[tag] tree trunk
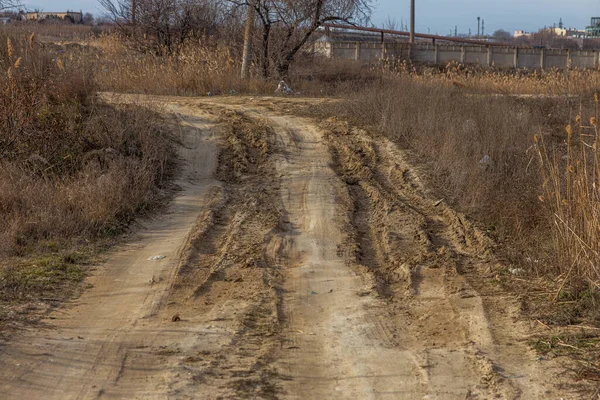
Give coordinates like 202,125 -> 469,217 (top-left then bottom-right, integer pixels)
241,0 -> 256,79
276,25 -> 320,78
262,24 -> 271,79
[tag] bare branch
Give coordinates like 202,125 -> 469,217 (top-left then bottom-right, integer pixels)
0,0 -> 22,11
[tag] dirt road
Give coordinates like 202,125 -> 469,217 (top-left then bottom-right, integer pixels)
0,95 -> 581,399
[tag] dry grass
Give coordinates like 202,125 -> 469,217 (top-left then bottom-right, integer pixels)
93,34 -> 269,95
311,73 -> 600,379
0,32 -> 177,255
313,75 -> 600,319
536,95 -> 600,293
5,22 -> 108,43
325,77 -> 558,240
379,60 -> 600,96
0,29 -> 178,331
89,34 -> 381,96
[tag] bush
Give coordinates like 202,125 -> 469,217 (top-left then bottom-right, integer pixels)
0,31 -> 177,255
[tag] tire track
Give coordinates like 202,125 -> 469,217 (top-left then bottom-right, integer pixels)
0,94 -> 578,399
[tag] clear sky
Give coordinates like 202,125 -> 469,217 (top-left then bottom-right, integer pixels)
372,0 -> 600,35
24,0 -> 600,35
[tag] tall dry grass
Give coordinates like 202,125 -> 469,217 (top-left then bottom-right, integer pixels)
6,22 -> 107,43
82,31 -> 600,98
330,77 -> 560,236
323,71 -> 600,314
379,60 -> 600,97
317,75 -> 599,302
92,34 -> 271,95
0,31 -> 177,256
536,95 -> 600,293
89,33 -> 382,96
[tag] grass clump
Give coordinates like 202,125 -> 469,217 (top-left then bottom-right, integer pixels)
0,255 -> 88,302
536,95 -> 600,295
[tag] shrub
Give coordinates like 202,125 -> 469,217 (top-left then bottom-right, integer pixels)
0,31 -> 177,255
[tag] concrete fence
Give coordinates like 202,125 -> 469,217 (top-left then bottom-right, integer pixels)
314,41 -> 600,69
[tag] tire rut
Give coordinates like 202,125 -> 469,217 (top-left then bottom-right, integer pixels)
320,118 -> 563,399
0,94 -> 579,399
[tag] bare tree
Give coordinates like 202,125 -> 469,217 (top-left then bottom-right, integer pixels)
99,0 -> 224,53
492,29 -> 512,42
272,0 -> 372,77
0,0 -> 21,11
230,0 -> 372,78
83,12 -> 95,25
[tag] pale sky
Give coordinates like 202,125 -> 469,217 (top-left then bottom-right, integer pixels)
23,0 -> 600,35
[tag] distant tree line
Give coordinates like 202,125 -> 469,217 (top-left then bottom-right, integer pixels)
98,0 -> 373,77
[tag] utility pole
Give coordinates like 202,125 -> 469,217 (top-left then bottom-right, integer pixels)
131,0 -> 136,25
241,0 -> 256,79
409,0 -> 415,44
477,16 -> 480,37
482,19 -> 485,37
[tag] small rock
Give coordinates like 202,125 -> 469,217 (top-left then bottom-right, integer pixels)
479,155 -> 493,170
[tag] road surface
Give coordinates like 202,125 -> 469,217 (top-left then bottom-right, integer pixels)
0,95 -> 577,399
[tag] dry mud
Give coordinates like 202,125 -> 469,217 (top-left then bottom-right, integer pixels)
0,95 -> 587,399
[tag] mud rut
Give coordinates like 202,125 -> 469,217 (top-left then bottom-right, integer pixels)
0,95 -> 575,399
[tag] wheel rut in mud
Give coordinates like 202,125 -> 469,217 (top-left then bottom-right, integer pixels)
0,95 -> 581,399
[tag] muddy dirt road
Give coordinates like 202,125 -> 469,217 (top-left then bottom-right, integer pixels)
0,95 -> 581,399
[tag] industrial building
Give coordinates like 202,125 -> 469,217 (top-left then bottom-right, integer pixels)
587,17 -> 600,38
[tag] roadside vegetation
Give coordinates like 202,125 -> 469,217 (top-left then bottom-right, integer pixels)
322,78 -> 599,310
0,29 -> 177,335
2,0 -> 600,381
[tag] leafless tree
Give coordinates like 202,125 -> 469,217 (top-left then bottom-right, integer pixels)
83,12 -> 95,25
382,16 -> 399,32
99,0 -> 224,53
0,0 -> 21,11
231,0 -> 372,78
492,29 -> 512,42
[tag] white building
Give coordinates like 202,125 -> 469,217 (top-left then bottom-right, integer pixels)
514,30 -> 532,38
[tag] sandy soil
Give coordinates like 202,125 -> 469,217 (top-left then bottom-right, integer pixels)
0,95 -> 587,399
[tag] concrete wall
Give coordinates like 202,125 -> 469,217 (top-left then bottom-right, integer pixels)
314,41 -> 600,69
